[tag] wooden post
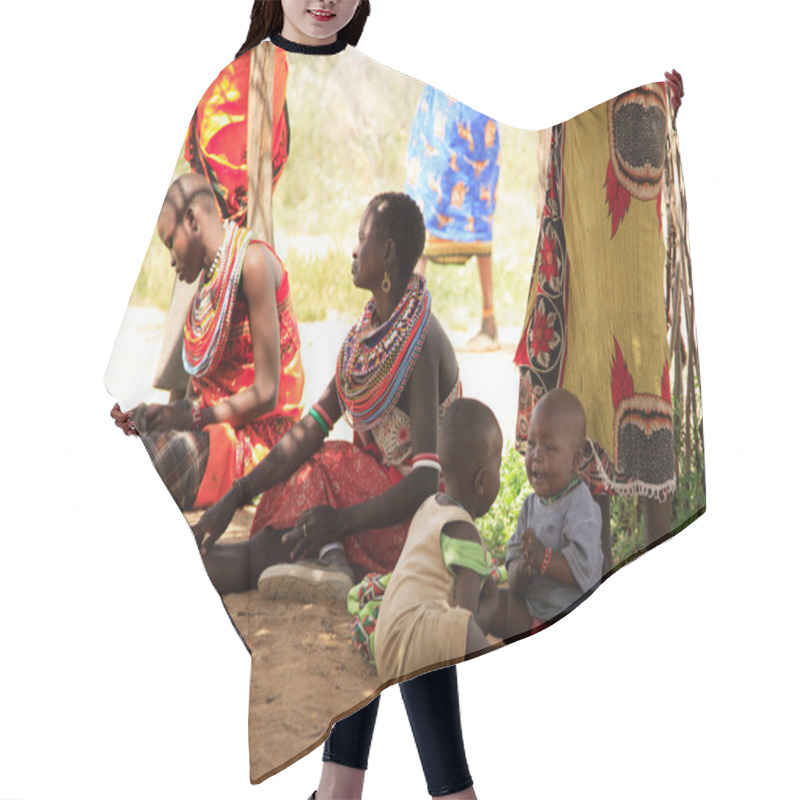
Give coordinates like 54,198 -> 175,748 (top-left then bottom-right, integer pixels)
247,41 -> 275,245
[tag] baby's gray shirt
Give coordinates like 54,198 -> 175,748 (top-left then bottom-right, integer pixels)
505,482 -> 603,622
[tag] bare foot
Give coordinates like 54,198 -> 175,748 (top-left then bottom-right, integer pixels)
464,316 -> 500,352
480,314 -> 498,341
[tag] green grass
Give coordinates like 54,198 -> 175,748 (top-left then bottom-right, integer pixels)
610,495 -> 646,566
671,380 -> 706,531
128,155 -> 189,311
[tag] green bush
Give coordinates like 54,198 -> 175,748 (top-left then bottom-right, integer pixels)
476,442 -> 530,564
610,494 -> 645,566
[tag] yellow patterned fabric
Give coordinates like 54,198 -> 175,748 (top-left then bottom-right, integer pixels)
561,92 -> 670,457
516,85 -> 676,499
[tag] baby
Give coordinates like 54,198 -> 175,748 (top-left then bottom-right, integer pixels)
499,388 -> 603,639
374,398 -> 503,683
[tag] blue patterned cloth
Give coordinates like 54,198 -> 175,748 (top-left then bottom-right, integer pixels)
405,85 -> 500,247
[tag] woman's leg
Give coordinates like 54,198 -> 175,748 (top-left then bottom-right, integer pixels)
138,428 -> 209,511
644,494 -> 674,547
400,667 -> 476,799
315,697 -> 381,800
475,254 -> 497,341
202,526 -> 292,595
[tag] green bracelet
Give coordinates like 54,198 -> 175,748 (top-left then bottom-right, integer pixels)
309,407 -> 330,437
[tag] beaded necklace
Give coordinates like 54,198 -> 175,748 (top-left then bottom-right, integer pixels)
183,220 -> 253,377
204,239 -> 225,283
539,477 -> 582,505
443,493 -> 466,511
336,274 -> 431,430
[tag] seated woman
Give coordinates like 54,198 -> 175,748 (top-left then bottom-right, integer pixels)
110,173 -> 304,511
192,191 -> 461,598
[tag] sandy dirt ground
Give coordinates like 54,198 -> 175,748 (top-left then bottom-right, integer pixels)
186,504 -> 506,782
184,507 -> 386,782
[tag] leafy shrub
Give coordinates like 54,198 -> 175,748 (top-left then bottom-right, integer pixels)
476,443 -> 530,564
610,494 -> 645,566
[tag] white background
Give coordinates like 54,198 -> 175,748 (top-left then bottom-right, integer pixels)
1,1 -> 797,798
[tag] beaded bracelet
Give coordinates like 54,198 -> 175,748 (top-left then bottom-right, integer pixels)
191,401 -> 203,432
309,407 -> 330,437
411,452 -> 441,472
540,546 -> 553,575
312,403 -> 334,430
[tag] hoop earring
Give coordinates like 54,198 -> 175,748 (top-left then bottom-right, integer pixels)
382,271 -> 392,294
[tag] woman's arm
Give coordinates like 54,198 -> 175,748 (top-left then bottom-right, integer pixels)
115,243 -> 286,435
284,337 -> 442,559
192,378 -> 342,554
199,241 -> 283,429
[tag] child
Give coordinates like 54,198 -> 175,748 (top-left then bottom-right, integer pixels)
498,388 -> 603,639
374,397 -> 503,684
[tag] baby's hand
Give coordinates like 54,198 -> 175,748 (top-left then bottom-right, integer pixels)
521,529 -> 545,572
521,528 -> 537,557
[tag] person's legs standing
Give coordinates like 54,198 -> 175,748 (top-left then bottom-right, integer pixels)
315,697 -> 380,799
400,666 -> 476,798
475,254 -> 497,342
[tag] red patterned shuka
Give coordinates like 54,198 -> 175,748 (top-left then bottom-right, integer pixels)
191,235 -> 304,508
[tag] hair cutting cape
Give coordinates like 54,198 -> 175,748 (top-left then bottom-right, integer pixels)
105,39 -> 704,783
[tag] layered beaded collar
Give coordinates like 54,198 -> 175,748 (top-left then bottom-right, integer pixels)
183,220 -> 253,377
336,274 -> 431,430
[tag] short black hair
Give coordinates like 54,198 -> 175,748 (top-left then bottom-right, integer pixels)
440,397 -> 502,478
161,173 -> 218,223
367,192 -> 426,279
534,388 -> 587,447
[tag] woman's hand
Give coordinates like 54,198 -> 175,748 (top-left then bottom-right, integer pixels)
192,491 -> 240,555
110,403 -> 138,436
142,401 -> 194,433
665,69 -> 684,116
281,505 -> 342,561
